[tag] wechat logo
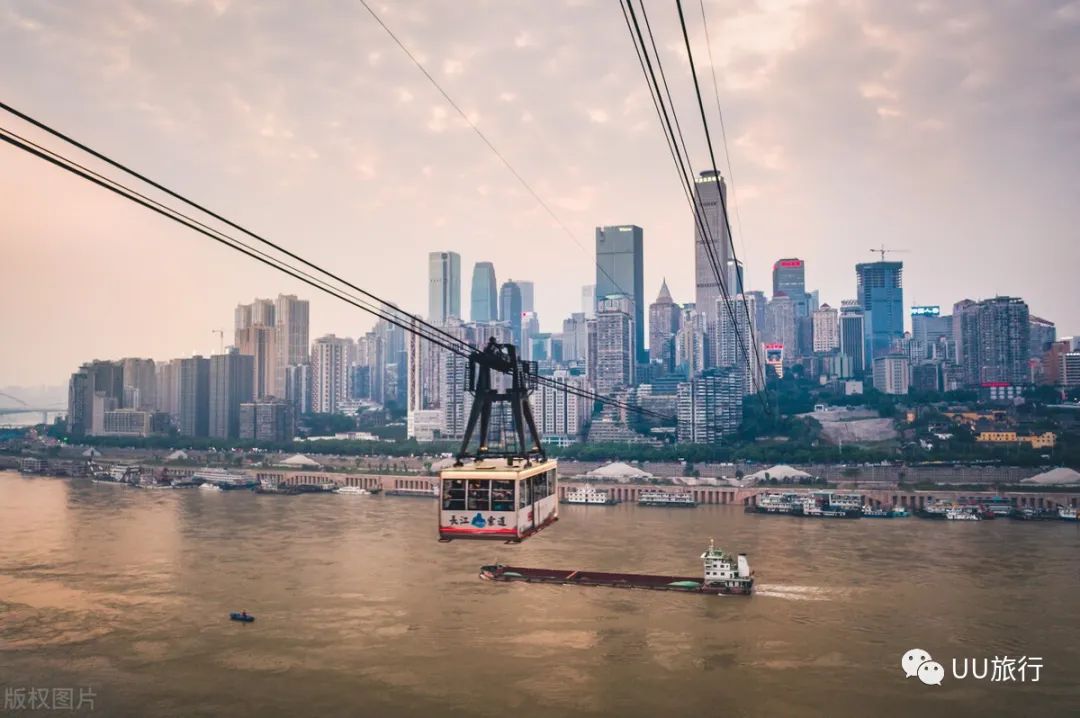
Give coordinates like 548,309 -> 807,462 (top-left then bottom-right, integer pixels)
902,648 -> 944,686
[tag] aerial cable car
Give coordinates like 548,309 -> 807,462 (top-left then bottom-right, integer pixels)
439,338 -> 558,542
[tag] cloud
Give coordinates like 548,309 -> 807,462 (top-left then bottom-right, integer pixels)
587,108 -> 609,124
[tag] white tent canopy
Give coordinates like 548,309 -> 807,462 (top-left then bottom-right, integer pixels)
583,462 -> 653,481
745,464 -> 813,482
164,450 -> 189,462
278,453 -> 322,468
1020,467 -> 1080,486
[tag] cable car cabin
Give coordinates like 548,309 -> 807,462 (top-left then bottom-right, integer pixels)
439,459 -> 558,542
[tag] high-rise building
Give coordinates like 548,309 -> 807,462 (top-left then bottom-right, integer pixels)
764,295 -> 797,364
235,298 -> 275,334
469,261 -> 498,322
178,356 -> 210,438
910,306 -> 952,360
428,251 -> 461,324
873,354 -> 911,395
677,368 -> 742,443
594,295 -> 636,395
439,351 -> 471,440
66,367 -> 93,437
812,304 -> 839,353
239,400 -> 295,443
581,285 -> 596,317
274,294 -> 309,397
520,311 -> 540,360
517,281 -> 535,313
596,225 -> 645,364
533,371 -> 590,439
1029,315 -> 1057,359
234,324 -> 277,399
209,349 -> 255,439
121,358 -> 156,410
499,281 -> 523,347
648,279 -> 681,370
561,313 -> 590,362
311,335 -> 351,414
675,307 -> 708,376
960,296 -> 1030,385
839,301 -> 867,374
716,295 -> 756,396
693,171 -> 731,344
856,261 -> 904,359
284,364 -> 311,414
772,258 -> 808,315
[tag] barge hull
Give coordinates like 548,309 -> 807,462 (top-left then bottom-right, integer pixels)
479,564 -> 751,595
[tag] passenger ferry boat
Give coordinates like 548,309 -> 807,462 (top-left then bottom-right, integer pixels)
945,507 -> 981,521
387,486 -> 438,498
561,487 -> 617,505
192,468 -> 257,490
479,540 -> 753,596
638,490 -> 697,508
752,492 -> 799,514
795,491 -> 862,518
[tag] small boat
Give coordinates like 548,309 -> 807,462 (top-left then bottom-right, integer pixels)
199,483 -> 223,492
1058,506 -> 1078,522
336,486 -> 371,495
229,612 -> 255,623
945,508 -> 981,521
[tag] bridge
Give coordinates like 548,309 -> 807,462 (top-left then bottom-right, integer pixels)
0,392 -> 64,422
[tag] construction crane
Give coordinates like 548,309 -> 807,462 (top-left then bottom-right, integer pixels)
869,245 -> 910,262
211,329 -> 224,354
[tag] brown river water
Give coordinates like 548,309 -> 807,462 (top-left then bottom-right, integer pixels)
1,471 -> 1078,717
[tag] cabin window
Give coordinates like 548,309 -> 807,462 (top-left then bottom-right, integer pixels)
443,479 -> 466,511
519,478 -> 531,509
467,479 -> 491,511
491,480 -> 515,511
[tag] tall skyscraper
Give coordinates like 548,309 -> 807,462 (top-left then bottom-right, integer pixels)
179,356 -> 210,438
1029,315 -> 1057,359
499,281 -> 523,347
693,170 -> 731,344
873,354 -> 911,395
764,294 -> 797,364
675,307 -> 708,375
960,296 -> 1031,385
284,364 -> 312,415
469,261 -> 498,322
716,295 -> 756,396
274,294 -> 309,397
594,295 -> 636,395
235,324 -> 278,399
581,285 -> 596,317
561,313 -> 590,362
209,349 -> 254,439
311,335 -> 351,414
772,258 -> 808,316
154,358 -> 183,421
839,301 -> 868,374
517,281 -> 535,313
856,261 -> 904,360
428,251 -> 461,324
595,225 -> 645,363
812,304 -> 840,353
67,366 -> 93,437
648,279 -> 681,370
121,357 -> 156,410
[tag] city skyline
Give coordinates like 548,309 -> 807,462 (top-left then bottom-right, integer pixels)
4,1 -> 1080,386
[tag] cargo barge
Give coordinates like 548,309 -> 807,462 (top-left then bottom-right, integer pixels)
479,541 -> 752,595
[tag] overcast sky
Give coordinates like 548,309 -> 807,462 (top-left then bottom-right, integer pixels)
2,0 -> 1078,388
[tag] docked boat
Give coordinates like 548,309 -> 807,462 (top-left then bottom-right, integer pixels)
945,507 -> 981,521
192,468 -> 257,491
199,482 -> 223,492
1059,506 -> 1078,522
795,492 -> 861,518
916,502 -> 949,519
229,612 -> 255,623
561,487 -> 617,505
889,506 -> 910,518
751,492 -> 799,515
336,486 -> 371,495
638,490 -> 697,508
862,505 -> 891,518
480,540 -> 752,596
